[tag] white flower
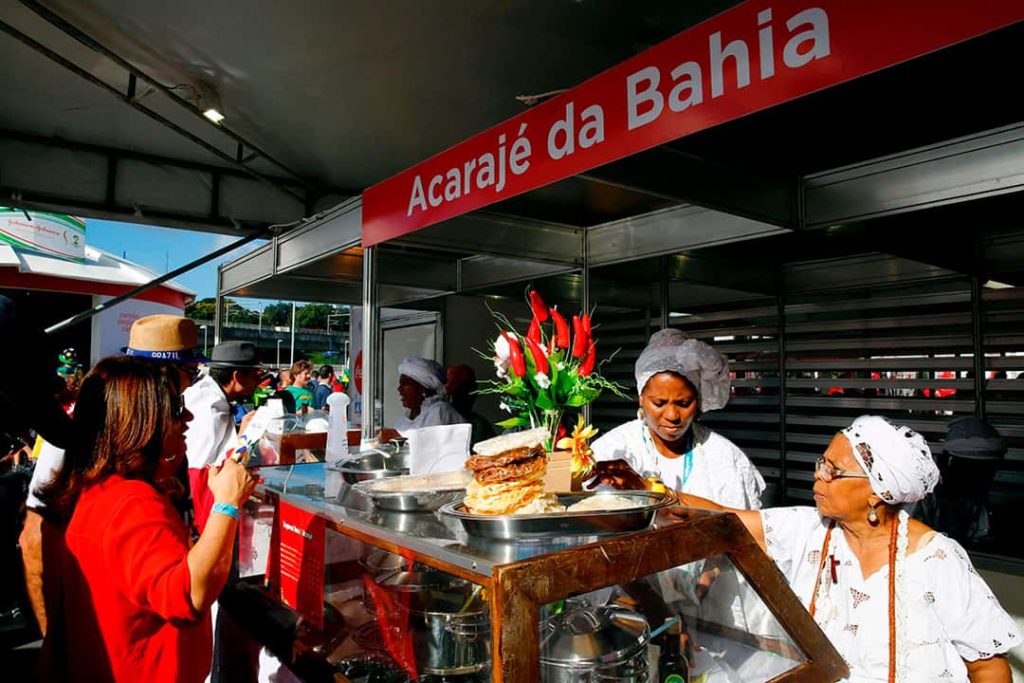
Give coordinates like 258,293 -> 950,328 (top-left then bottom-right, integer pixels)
499,401 -> 511,413
556,361 -> 566,371
494,357 -> 509,379
534,372 -> 551,389
494,333 -> 511,361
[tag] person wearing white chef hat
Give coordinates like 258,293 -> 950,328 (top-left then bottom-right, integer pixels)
393,356 -> 466,434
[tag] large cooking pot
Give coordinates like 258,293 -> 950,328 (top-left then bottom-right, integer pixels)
540,605 -> 650,683
372,571 -> 490,676
401,596 -> 490,676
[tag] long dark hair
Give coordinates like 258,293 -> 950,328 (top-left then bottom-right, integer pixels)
39,356 -> 181,522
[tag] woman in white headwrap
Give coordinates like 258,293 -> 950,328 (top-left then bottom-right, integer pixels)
393,356 -> 465,434
588,329 -> 765,509
674,416 -> 1020,683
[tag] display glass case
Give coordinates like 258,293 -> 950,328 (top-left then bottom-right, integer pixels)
243,462 -> 846,682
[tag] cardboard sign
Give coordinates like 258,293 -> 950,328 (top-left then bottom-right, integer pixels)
277,502 -> 326,629
363,0 -> 1024,245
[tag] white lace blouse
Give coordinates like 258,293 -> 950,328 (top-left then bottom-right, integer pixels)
761,506 -> 1022,682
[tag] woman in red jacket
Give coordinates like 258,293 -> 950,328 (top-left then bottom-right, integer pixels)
39,356 -> 257,682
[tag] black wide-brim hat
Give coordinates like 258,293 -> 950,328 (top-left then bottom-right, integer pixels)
206,340 -> 262,368
944,416 -> 1006,460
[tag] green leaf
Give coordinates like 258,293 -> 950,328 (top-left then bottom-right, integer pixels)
495,416 -> 530,429
535,390 -> 556,411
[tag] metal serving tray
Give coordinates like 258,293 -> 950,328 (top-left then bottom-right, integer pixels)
439,491 -> 674,540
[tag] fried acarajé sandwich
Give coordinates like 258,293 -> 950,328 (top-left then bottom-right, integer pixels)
462,428 -> 562,515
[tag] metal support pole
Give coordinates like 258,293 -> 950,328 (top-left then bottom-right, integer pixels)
658,255 -> 670,330
362,246 -> 381,440
777,294 -> 788,505
581,231 -> 592,425
971,275 -> 987,420
290,301 -> 297,365
214,292 -> 223,346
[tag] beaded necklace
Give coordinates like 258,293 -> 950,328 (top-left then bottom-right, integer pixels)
641,420 -> 695,489
808,510 -> 909,683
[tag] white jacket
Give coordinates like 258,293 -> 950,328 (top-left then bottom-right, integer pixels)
184,374 -> 237,469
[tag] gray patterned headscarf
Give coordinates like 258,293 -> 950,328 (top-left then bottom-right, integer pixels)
842,415 -> 940,505
634,329 -> 731,413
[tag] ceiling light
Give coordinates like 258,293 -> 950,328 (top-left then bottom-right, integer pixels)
188,82 -> 225,124
984,280 -> 1013,289
203,107 -> 225,124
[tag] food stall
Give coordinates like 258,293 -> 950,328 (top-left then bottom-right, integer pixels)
215,4 -> 1024,679
243,460 -> 846,682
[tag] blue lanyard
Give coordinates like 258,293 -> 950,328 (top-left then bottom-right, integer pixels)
642,422 -> 695,488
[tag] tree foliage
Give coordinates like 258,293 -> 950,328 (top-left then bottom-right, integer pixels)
184,297 -> 217,321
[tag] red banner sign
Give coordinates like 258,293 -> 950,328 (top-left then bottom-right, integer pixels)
363,0 -> 1023,245
277,502 -> 326,629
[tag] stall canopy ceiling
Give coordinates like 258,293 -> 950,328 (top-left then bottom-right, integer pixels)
1,0 -> 744,232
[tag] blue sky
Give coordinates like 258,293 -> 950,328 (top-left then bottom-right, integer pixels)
87,218 -> 267,301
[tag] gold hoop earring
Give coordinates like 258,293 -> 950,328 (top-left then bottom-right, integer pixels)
867,503 -> 879,524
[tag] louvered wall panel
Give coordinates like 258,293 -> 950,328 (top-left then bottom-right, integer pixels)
981,287 -> 1024,517
782,281 -> 978,502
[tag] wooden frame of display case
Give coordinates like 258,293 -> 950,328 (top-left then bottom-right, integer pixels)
490,509 -> 848,682
255,486 -> 848,683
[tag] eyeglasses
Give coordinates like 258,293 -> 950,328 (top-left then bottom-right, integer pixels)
815,457 -> 870,482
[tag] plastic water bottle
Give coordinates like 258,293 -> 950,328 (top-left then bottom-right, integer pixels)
325,393 -> 351,466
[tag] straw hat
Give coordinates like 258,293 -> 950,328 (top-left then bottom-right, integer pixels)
123,315 -> 206,363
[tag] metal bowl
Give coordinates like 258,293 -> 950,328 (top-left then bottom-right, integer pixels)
439,491 -> 674,540
354,471 -> 470,512
335,451 -> 408,484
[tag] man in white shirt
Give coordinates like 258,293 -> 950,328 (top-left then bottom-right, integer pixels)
184,340 -> 266,683
185,340 -> 261,533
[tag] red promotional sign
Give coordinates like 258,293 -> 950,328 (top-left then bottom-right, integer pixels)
363,0 -> 1023,246
277,502 -> 326,629
354,350 -> 363,394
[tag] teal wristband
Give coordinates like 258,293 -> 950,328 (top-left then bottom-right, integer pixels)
212,502 -> 240,520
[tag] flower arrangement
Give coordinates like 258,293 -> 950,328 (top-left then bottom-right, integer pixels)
479,288 -> 627,475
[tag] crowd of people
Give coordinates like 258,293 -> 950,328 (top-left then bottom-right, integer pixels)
1,294 -> 1020,683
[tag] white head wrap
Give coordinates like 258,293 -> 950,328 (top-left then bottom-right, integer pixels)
634,329 -> 730,413
841,415 -> 940,505
398,356 -> 445,394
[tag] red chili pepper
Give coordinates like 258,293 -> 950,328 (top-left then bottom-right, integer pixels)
571,315 -> 587,359
525,336 -> 550,375
581,312 -> 592,336
550,308 -> 570,349
578,342 -> 597,376
502,331 -> 527,378
529,289 -> 550,322
527,317 -> 542,344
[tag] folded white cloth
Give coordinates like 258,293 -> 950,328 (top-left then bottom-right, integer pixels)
407,423 -> 472,475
